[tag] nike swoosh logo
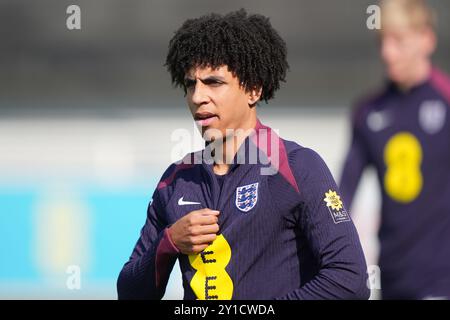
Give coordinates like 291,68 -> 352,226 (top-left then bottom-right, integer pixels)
178,197 -> 201,206
367,111 -> 392,132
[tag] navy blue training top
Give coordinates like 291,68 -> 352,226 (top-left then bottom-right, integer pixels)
340,67 -> 450,299
118,119 -> 369,300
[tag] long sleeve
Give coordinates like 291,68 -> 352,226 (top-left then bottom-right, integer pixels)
339,108 -> 371,208
117,190 -> 179,300
279,148 -> 370,300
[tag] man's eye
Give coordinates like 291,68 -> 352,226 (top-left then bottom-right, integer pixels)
204,80 -> 223,87
184,80 -> 195,88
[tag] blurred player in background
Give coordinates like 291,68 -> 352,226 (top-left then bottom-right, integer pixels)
118,9 -> 369,300
340,0 -> 450,299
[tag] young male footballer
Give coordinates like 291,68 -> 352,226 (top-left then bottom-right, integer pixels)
340,0 -> 450,299
118,9 -> 369,300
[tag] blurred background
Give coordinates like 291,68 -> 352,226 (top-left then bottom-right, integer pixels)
0,0 -> 449,299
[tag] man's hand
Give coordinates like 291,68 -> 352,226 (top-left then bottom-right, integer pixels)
168,208 -> 220,255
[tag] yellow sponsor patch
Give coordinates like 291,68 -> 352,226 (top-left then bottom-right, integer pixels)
383,132 -> 423,203
189,234 -> 233,300
323,189 -> 350,224
324,190 -> 343,211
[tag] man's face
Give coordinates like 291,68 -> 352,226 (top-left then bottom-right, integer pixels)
380,25 -> 435,86
185,65 -> 259,141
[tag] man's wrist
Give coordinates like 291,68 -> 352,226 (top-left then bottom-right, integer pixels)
163,227 -> 180,254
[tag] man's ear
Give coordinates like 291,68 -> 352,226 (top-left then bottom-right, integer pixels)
248,87 -> 263,106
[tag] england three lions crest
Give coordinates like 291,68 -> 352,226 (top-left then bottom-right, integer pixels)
236,183 -> 259,213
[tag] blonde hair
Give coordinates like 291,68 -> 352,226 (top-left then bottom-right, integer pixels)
380,0 -> 436,31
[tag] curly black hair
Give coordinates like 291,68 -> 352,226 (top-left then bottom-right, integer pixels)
165,9 -> 288,103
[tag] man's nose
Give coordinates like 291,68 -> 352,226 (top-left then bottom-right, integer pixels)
191,82 -> 209,105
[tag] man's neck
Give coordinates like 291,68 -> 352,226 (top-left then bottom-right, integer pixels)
211,116 -> 257,175
213,163 -> 230,175
398,61 -> 432,92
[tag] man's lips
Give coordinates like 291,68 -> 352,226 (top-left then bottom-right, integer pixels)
194,112 -> 218,127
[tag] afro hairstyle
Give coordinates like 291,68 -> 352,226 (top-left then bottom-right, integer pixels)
165,9 -> 289,103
